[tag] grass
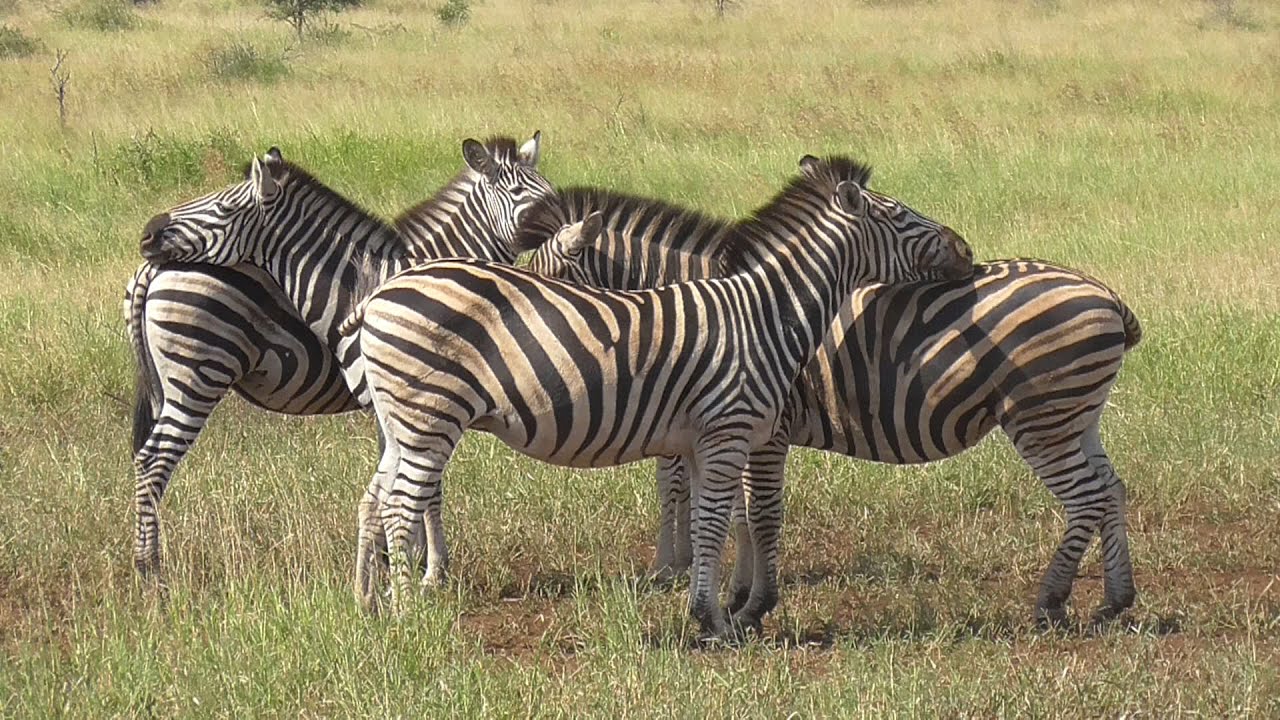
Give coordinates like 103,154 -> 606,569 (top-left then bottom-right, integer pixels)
1,0 -> 1278,715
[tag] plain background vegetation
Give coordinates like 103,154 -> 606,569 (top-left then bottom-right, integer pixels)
0,0 -> 1278,715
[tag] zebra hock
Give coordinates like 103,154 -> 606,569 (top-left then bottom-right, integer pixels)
130,133 -> 553,584
331,162 -> 973,640
523,158 -> 1141,628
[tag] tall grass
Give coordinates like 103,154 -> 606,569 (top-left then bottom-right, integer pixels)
0,0 -> 1278,715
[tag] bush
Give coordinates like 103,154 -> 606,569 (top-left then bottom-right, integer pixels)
60,0 -> 140,31
0,24 -> 39,57
308,18 -> 351,45
434,0 -> 469,29
264,0 -> 361,40
203,40 -> 289,83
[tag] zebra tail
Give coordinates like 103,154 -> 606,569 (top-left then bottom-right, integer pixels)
339,249 -> 383,337
1114,294 -> 1143,350
127,264 -> 163,456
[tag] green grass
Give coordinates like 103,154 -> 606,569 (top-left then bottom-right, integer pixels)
1,0 -> 1279,715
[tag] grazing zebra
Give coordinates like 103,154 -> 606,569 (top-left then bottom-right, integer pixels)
326,162 -> 966,638
128,133 -> 553,581
521,157 -> 1143,627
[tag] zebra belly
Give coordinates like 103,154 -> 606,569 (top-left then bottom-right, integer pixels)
145,265 -> 359,416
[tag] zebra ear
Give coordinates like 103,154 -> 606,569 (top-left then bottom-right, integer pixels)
562,212 -> 603,252
799,155 -> 824,177
250,156 -> 280,202
834,180 -> 866,218
264,147 -> 283,164
462,138 -> 499,181
518,130 -> 542,167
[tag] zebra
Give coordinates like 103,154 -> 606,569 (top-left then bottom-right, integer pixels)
129,155 -> 973,638
519,156 -> 1143,627
127,133 -> 553,582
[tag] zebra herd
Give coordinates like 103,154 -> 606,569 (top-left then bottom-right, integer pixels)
128,132 -> 1141,641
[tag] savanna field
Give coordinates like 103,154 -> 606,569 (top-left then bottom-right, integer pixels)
1,0 -> 1279,714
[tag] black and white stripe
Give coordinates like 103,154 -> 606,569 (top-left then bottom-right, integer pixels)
328,160 -> 972,638
127,134 -> 552,581
524,156 -> 1142,626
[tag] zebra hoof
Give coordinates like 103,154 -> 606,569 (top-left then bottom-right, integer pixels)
1089,595 -> 1136,628
1034,604 -> 1071,632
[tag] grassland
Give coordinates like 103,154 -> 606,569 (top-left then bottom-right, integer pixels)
1,0 -> 1278,715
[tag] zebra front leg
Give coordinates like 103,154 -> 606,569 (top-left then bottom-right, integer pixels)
730,432 -> 790,631
687,437 -> 749,642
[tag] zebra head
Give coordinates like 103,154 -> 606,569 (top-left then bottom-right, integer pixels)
139,148 -> 287,266
460,131 -> 556,244
525,212 -> 605,284
797,155 -> 974,282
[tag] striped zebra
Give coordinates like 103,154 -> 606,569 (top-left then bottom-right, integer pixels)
520,157 -> 1143,627
128,133 -> 552,581
325,162 -> 963,638
138,155 -> 972,637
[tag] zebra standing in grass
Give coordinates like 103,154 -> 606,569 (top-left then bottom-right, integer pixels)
128,134 -> 553,581
131,157 -> 972,638
349,164 -> 970,639
521,156 -> 1143,627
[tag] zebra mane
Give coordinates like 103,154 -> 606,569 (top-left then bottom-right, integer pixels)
391,136 -> 523,251
720,156 -> 875,273
512,186 -> 730,254
247,157 -> 400,242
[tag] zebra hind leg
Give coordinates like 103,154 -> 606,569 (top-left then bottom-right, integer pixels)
1025,439 -> 1111,630
650,456 -> 691,584
1082,423 -> 1136,625
133,398 -> 217,584
379,425 -> 462,613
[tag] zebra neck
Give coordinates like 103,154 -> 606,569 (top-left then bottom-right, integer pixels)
396,184 -> 516,265
595,229 -> 723,290
264,220 -> 406,356
733,242 -> 853,380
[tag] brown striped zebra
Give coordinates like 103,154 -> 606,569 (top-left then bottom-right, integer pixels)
520,156 -> 1142,627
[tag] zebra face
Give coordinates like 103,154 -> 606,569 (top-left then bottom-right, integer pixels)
525,212 -> 604,284
860,188 -> 974,283
798,156 -> 973,283
140,149 -> 284,266
461,132 -> 556,243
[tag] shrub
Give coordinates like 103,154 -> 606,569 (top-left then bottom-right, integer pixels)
0,24 -> 39,58
308,18 -> 351,45
264,0 -> 361,40
434,0 -> 469,29
59,0 -> 140,31
203,40 -> 289,83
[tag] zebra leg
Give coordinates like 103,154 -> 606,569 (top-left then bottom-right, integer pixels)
730,430 -> 790,631
380,424 -> 461,612
133,396 -> 221,582
651,456 -> 689,582
1082,424 -> 1136,624
726,491 -> 753,615
687,435 -> 750,641
355,417 -> 401,614
1024,439 -> 1111,629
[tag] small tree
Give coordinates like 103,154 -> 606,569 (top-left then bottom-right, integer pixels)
264,0 -> 360,40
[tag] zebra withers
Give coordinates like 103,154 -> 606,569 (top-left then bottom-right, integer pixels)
128,134 -> 553,582
330,161 -> 971,638
523,157 -> 1143,627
